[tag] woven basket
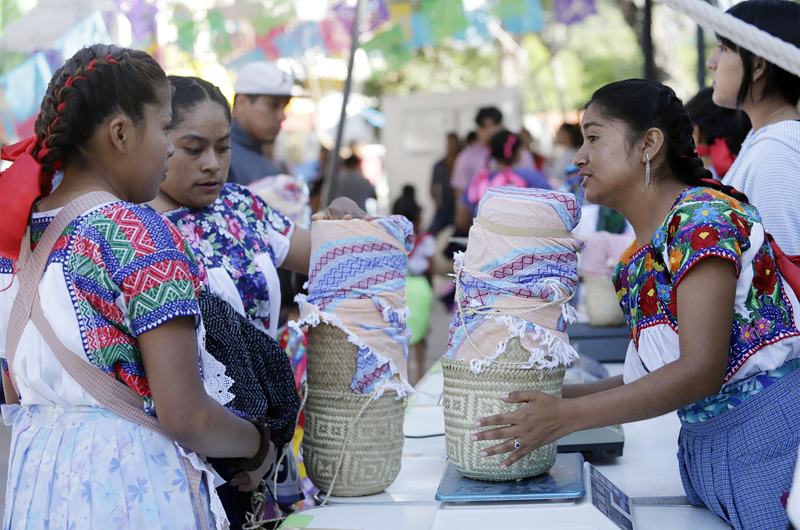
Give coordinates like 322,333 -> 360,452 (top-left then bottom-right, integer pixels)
304,324 -> 405,497
584,277 -> 626,327
442,337 -> 566,481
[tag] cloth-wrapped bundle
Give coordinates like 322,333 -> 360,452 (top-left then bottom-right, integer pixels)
443,187 -> 586,481
293,217 -> 414,497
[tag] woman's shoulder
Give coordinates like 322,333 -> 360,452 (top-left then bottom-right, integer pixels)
668,187 -> 759,223
78,201 -> 191,260
653,187 -> 760,249
744,121 -> 800,158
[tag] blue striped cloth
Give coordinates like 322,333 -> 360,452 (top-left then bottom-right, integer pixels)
678,363 -> 800,529
723,120 -> 800,255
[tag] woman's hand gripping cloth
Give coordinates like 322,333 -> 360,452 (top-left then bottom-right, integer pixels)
293,216 -> 416,398
447,187 -> 587,373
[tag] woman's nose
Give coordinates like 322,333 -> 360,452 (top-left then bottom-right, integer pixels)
573,145 -> 587,168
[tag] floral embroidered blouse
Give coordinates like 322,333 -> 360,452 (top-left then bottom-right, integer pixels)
162,183 -> 295,337
613,187 -> 800,422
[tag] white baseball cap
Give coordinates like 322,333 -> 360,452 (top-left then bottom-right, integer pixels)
234,61 -> 295,97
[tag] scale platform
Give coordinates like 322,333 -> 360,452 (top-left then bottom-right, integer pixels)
558,424 -> 625,459
435,453 -> 585,503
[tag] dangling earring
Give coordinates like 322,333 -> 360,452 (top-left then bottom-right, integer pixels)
643,153 -> 651,192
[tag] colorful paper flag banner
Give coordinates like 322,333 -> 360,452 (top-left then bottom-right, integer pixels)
362,24 -> 411,68
502,0 -> 546,34
53,10 -> 112,61
408,12 -> 433,47
553,0 -> 597,25
174,18 -> 197,53
388,1 -> 413,40
333,0 -> 390,33
420,0 -> 468,44
273,21 -> 326,58
115,0 -> 158,49
0,52 -> 51,123
208,10 -> 233,58
321,18 -> 352,54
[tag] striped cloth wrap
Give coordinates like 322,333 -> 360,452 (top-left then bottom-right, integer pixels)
293,216 -> 415,398
448,187 -> 587,373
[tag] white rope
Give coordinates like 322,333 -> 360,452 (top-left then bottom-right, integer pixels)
655,0 -> 800,78
318,392 -> 375,507
453,252 -> 575,367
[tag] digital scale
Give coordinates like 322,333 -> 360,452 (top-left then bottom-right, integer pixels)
558,424 -> 625,459
435,453 -> 586,503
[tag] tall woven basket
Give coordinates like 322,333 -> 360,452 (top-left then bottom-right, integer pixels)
303,324 -> 405,497
442,338 -> 566,481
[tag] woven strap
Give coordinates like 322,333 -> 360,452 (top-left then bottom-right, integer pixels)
4,192 -> 212,530
475,215 -> 574,238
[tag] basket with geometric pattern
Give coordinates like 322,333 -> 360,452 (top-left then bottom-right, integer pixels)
442,337 -> 566,481
303,324 -> 405,497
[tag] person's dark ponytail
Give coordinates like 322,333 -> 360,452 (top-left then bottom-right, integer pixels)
584,79 -> 749,204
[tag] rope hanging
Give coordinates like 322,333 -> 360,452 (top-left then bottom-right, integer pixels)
655,0 -> 800,78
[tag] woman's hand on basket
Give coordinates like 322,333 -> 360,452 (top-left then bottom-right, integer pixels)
229,441 -> 276,492
470,391 -> 573,469
312,197 -> 373,221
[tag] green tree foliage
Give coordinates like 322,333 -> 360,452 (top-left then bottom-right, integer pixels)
365,0 -> 707,112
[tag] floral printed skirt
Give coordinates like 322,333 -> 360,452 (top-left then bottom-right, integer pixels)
2,405 -> 212,530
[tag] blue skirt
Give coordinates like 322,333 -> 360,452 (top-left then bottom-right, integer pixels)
678,365 -> 800,530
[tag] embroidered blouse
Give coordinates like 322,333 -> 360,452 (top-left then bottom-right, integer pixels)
0,202 -> 209,416
613,187 -> 800,422
162,183 -> 295,338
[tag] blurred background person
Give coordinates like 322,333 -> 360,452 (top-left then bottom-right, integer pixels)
393,185 -> 435,384
457,130 -> 550,233
329,152 -> 376,211
229,61 -> 293,185
450,106 -> 504,200
546,122 -> 583,186
684,87 -> 751,180
428,132 -> 460,235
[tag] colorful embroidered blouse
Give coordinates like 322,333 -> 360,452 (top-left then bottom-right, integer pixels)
162,184 -> 295,336
0,202 -> 203,416
613,187 -> 800,422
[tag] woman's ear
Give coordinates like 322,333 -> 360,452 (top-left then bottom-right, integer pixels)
752,57 -> 767,83
642,127 -> 665,163
107,116 -> 129,154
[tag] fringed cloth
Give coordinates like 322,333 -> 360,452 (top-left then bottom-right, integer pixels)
447,187 -> 587,374
293,217 -> 415,398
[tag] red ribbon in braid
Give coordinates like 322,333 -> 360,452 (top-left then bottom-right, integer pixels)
0,54 -> 121,261
0,137 -> 55,261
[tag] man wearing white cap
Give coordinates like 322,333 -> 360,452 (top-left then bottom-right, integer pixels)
229,61 -> 294,186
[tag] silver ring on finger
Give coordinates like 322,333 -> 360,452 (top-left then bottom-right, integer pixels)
513,438 -> 521,449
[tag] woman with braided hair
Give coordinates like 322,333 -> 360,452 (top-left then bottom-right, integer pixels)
146,75 -> 368,525
469,79 -> 800,529
0,45 -> 275,529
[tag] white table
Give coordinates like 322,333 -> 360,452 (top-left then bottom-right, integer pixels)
293,363 -> 731,529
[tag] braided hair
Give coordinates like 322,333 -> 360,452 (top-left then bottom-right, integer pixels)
32,44 -> 167,175
584,79 -> 749,203
168,76 -> 231,129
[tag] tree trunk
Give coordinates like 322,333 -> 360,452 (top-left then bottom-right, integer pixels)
613,0 -> 671,82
